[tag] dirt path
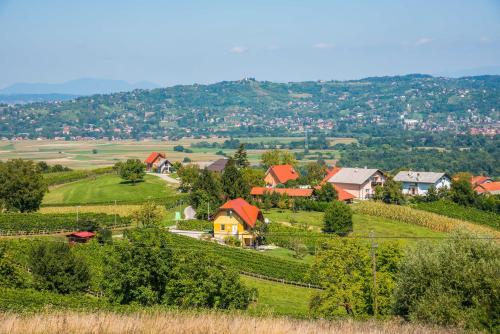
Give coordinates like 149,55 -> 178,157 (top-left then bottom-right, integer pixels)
147,172 -> 180,185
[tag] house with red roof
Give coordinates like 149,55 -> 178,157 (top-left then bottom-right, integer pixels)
475,181 -> 500,195
66,231 -> 96,244
213,198 -> 264,246
144,152 -> 173,173
321,167 -> 385,200
250,186 -> 355,202
264,165 -> 299,187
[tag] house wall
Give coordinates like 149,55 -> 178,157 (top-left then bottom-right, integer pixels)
331,182 -> 362,199
401,177 -> 451,195
264,173 -> 278,187
328,171 -> 385,200
213,212 -> 254,245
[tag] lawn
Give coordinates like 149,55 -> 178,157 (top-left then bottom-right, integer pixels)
241,276 -> 315,317
264,208 -> 445,240
43,174 -> 178,205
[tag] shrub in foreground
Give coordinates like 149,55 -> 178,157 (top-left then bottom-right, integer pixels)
323,201 -> 353,235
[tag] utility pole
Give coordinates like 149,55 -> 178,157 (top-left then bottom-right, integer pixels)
370,230 -> 378,317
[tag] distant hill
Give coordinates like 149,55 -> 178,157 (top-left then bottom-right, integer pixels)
0,93 -> 79,104
0,75 -> 499,139
0,78 -> 160,96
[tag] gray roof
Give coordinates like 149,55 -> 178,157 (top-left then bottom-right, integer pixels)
157,158 -> 172,166
206,158 -> 228,172
394,171 -> 447,184
328,168 -> 382,185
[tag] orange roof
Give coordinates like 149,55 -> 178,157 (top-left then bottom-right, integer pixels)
250,187 -> 313,197
321,167 -> 342,184
144,152 -> 165,164
218,198 -> 263,228
267,165 -> 299,184
313,183 -> 355,202
470,176 -> 492,186
475,181 -> 500,194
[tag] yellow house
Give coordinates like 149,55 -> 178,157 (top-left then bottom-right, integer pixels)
213,198 -> 264,247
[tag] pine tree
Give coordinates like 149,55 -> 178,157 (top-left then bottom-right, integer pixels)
221,158 -> 250,200
233,144 -> 249,168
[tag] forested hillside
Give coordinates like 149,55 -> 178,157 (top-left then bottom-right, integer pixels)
0,75 -> 499,139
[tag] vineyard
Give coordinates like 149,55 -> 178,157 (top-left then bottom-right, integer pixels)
176,219 -> 213,231
0,213 -> 131,235
412,200 -> 500,230
43,167 -> 114,186
353,201 -> 500,238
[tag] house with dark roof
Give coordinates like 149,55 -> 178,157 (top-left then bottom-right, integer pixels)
213,198 -> 263,246
144,152 -> 172,173
206,158 -> 229,173
264,165 -> 299,187
394,171 -> 450,196
322,167 -> 385,200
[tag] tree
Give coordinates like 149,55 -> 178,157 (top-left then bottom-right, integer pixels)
190,168 -> 222,219
241,168 -> 265,187
0,159 -> 48,212
373,177 -> 404,204
261,149 -> 297,169
29,242 -> 91,294
309,238 -> 402,318
449,176 -> 476,206
314,182 -> 338,202
173,145 -> 185,152
0,246 -> 27,288
131,202 -> 164,228
233,143 -> 249,168
323,201 -> 352,234
104,229 -> 174,305
115,159 -> 145,184
394,232 -> 499,331
304,162 -> 327,186
177,164 -> 200,192
221,158 -> 250,201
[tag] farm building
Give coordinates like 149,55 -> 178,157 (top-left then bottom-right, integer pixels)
66,231 -> 96,243
475,181 -> 500,195
394,171 -> 451,196
322,167 -> 385,200
213,198 -> 263,247
144,152 -> 173,173
264,165 -> 299,187
206,158 -> 229,173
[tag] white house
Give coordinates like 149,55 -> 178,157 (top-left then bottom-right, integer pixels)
394,171 -> 450,196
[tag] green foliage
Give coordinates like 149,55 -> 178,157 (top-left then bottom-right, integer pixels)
190,168 -> 222,219
303,162 -> 327,186
223,235 -> 241,247
323,201 -> 353,235
176,219 -> 213,231
394,232 -> 500,331
29,242 -> 91,294
314,182 -> 338,202
373,177 -> 404,205
261,149 -> 297,169
233,143 -> 250,168
0,159 -> 48,212
309,238 -> 402,318
177,164 -> 200,192
413,200 -> 500,229
221,158 -> 250,201
130,202 -> 164,228
0,246 -> 27,288
449,177 -> 476,206
115,159 -> 145,184
0,212 -> 130,234
241,168 -> 265,187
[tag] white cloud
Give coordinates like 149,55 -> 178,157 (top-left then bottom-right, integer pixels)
415,37 -> 432,46
313,42 -> 334,49
230,46 -> 248,54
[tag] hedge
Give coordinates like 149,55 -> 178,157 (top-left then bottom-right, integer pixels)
176,220 -> 213,231
0,213 -> 131,235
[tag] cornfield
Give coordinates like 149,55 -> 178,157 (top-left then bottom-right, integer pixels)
353,201 -> 500,238
0,312 -> 463,334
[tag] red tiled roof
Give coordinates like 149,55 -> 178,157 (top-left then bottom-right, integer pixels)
218,198 -> 263,228
333,185 -> 356,201
267,165 -> 299,184
321,167 -> 342,184
68,231 -> 95,238
250,187 -> 313,197
475,181 -> 500,194
144,152 -> 165,164
470,176 -> 492,186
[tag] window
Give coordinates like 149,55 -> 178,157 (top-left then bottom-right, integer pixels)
220,224 -> 225,231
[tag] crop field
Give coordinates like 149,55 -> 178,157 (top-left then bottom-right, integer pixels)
0,137 -> 354,168
42,174 -> 178,205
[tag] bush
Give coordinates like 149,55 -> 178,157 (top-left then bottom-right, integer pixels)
115,159 -> 145,184
323,201 -> 353,235
223,236 -> 241,247
176,219 -> 212,231
294,198 -> 329,212
29,242 -> 91,294
394,232 -> 500,331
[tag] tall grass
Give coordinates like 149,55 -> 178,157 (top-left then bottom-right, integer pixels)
353,201 -> 500,238
0,312 -> 463,334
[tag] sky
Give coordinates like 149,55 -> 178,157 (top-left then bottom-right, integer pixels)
0,0 -> 499,88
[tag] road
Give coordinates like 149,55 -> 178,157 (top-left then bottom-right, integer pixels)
147,172 -> 180,184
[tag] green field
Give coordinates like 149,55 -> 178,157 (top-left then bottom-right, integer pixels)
265,209 -> 445,240
241,276 -> 315,317
43,174 -> 178,205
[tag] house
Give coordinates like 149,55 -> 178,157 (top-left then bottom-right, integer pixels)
206,158 -> 229,173
213,198 -> 264,247
144,152 -> 172,173
264,165 -> 299,187
250,186 -> 355,202
67,231 -> 95,243
322,167 -> 385,200
394,171 -> 451,196
470,176 -> 493,187
475,181 -> 500,195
